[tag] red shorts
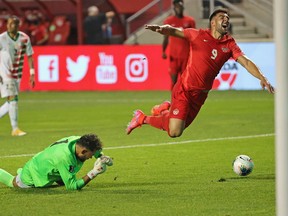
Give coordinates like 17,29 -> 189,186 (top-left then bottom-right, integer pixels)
169,56 -> 188,76
169,81 -> 208,128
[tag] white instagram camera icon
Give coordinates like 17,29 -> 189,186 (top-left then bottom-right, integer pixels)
125,54 -> 148,82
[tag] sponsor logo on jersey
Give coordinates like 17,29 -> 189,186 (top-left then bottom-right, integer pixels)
173,108 -> 179,115
69,165 -> 75,173
221,47 -> 229,53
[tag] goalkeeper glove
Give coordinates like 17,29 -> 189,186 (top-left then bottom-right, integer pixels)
100,155 -> 113,166
87,158 -> 107,179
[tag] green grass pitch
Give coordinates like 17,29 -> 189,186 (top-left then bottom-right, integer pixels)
0,90 -> 275,216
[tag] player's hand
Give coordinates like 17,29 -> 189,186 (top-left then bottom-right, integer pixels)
260,77 -> 275,94
145,24 -> 172,35
87,158 -> 107,179
100,155 -> 113,166
93,157 -> 107,175
29,74 -> 35,88
145,24 -> 161,32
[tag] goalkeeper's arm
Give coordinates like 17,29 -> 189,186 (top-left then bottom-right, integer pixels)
81,175 -> 93,186
85,155 -> 114,184
64,158 -> 107,190
58,156 -> 113,190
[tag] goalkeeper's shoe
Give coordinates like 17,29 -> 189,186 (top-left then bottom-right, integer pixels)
11,128 -> 27,136
151,101 -> 171,116
126,110 -> 145,135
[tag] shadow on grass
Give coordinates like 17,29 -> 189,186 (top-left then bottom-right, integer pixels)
11,186 -> 74,194
84,181 -> 179,195
216,173 -> 275,182
0,181 -> 176,195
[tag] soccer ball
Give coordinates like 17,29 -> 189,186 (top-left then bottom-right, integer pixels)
232,155 -> 254,176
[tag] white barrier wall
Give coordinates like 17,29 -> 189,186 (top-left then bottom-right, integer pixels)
215,42 -> 275,90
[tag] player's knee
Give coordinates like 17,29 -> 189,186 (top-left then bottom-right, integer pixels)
168,119 -> 185,138
168,128 -> 183,138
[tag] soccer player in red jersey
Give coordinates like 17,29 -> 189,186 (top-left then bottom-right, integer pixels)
163,0 -> 196,88
126,8 -> 275,138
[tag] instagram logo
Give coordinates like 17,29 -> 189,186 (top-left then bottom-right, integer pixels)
125,54 -> 148,82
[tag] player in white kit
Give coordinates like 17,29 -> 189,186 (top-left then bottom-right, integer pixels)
0,15 -> 35,136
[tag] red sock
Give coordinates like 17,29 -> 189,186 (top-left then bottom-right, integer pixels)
145,112 -> 169,131
161,110 -> 169,115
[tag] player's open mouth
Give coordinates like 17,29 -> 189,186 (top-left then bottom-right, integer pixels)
222,23 -> 229,30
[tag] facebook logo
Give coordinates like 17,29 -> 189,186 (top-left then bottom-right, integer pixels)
38,55 -> 59,82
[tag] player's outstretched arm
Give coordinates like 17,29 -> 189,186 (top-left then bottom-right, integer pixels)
237,55 -> 275,93
145,24 -> 184,38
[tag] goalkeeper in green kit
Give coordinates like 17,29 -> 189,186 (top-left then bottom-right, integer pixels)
0,134 -> 113,190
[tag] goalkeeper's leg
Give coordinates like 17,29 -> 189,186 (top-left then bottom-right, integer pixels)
0,168 -> 14,187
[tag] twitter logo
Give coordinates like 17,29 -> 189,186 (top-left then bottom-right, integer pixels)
66,55 -> 90,82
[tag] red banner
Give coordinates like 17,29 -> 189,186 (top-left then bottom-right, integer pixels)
20,43 -> 276,91
20,45 -> 170,91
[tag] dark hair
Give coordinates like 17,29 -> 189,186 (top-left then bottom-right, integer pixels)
8,15 -> 20,25
209,8 -> 229,22
77,134 -> 102,152
173,0 -> 183,4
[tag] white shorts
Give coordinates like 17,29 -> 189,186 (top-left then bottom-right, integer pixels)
0,79 -> 20,98
15,174 -> 32,189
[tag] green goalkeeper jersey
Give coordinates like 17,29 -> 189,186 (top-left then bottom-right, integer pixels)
20,136 -> 102,190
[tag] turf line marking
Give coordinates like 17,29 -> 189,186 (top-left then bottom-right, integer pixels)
0,133 -> 274,159
105,133 -> 275,150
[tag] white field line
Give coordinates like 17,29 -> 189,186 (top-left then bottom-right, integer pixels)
0,133 -> 274,159
22,96 -> 273,104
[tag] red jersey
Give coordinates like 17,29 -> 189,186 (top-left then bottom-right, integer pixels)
181,28 -> 243,90
164,15 -> 195,58
30,24 -> 48,45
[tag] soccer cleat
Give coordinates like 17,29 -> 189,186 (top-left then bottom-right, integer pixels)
126,110 -> 146,135
151,101 -> 171,116
11,128 -> 27,136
